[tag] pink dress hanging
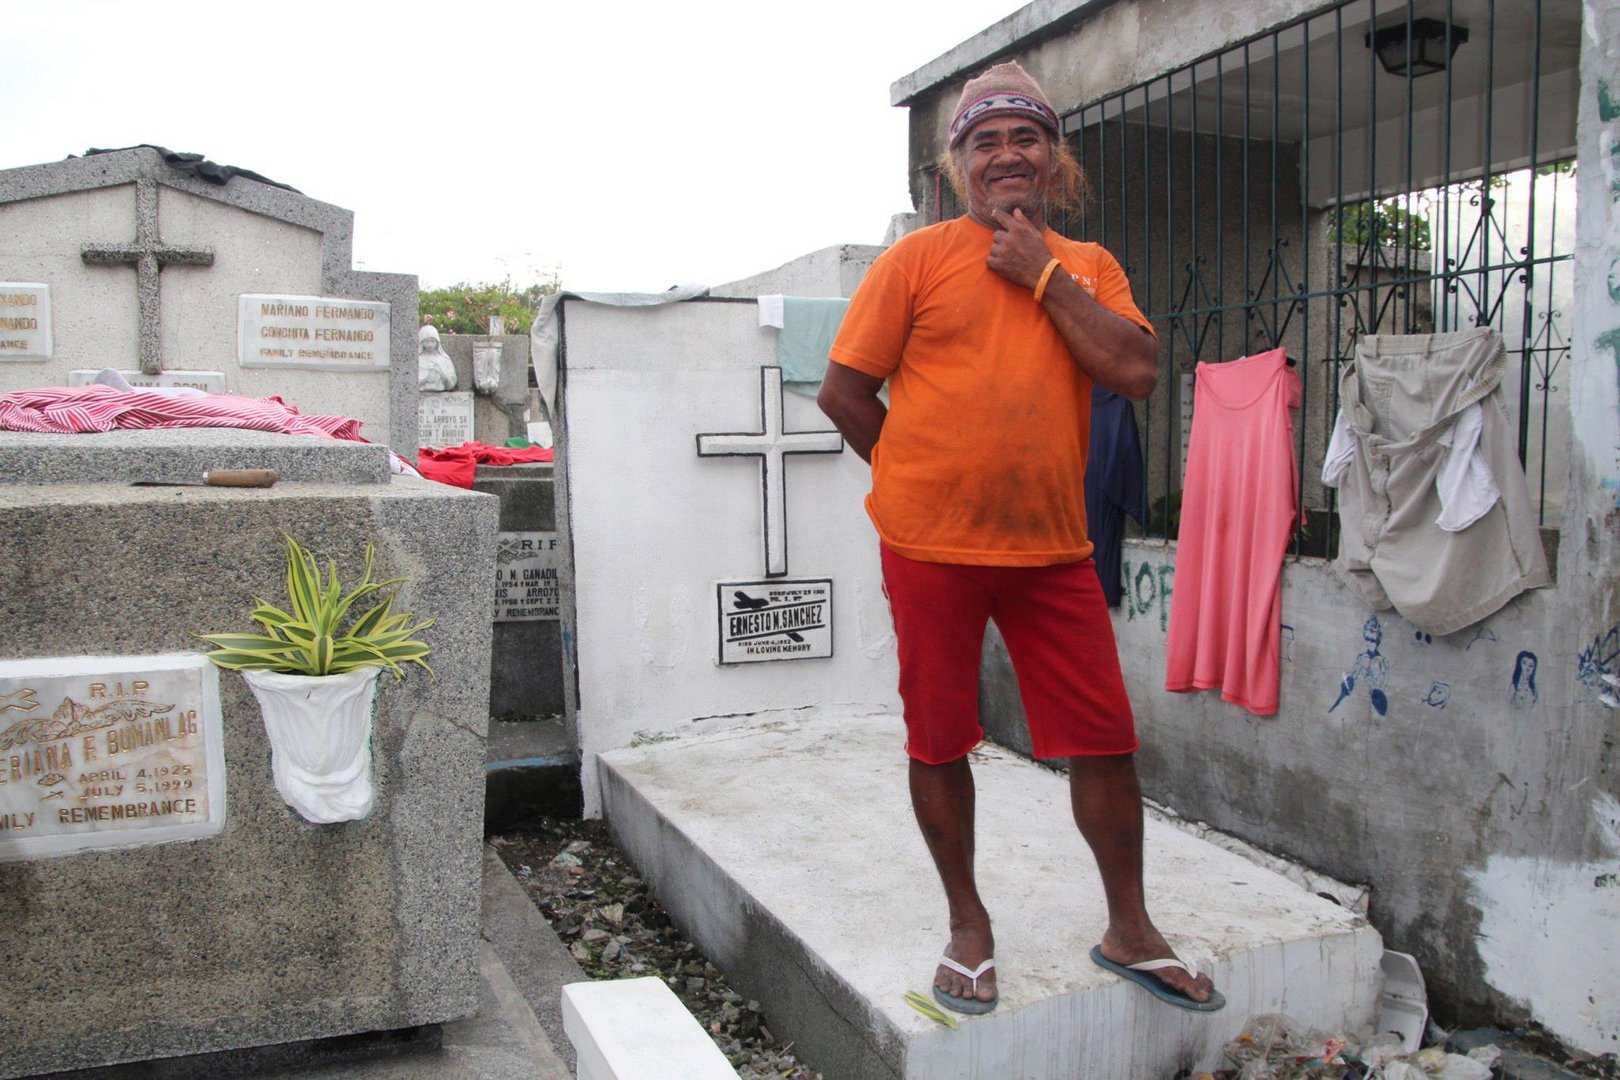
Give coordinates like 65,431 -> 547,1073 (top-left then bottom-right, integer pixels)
1164,347 -> 1301,716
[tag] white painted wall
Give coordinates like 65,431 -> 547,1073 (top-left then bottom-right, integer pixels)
560,299 -> 900,812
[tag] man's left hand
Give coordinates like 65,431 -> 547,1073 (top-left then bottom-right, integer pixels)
987,207 -> 1056,291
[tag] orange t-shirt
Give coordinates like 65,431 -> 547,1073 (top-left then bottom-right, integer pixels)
828,216 -> 1153,566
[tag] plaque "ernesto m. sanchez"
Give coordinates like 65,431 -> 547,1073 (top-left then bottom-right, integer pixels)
0,654 -> 226,862
238,293 -> 390,370
716,579 -> 832,664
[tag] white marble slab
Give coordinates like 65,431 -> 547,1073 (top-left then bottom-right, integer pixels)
238,293 -> 390,370
495,531 -> 561,622
419,390 -> 475,448
0,653 -> 226,861
0,283 -> 51,359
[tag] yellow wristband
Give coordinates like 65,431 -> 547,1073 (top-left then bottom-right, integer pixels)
1033,258 -> 1062,303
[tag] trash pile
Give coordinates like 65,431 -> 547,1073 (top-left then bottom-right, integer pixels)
1207,1015 -> 1500,1080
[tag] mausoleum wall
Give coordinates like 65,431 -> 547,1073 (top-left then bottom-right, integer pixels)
898,0 -> 1620,1052
557,297 -> 901,813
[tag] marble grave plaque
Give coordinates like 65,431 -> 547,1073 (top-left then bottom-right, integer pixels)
0,283 -> 51,359
495,532 -> 561,621
239,293 -> 391,370
69,370 -> 227,393
420,391 -> 476,448
716,578 -> 832,664
0,654 -> 226,861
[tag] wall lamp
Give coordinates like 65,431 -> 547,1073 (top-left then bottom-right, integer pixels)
1365,17 -> 1469,77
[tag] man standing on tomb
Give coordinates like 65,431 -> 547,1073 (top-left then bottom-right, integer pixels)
817,61 -> 1222,1015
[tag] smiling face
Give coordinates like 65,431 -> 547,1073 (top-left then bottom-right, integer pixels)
959,117 -> 1054,226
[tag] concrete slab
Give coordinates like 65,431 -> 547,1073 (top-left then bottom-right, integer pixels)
599,712 -> 1383,1080
486,717 -> 582,827
39,873 -> 574,1080
0,428 -> 392,485
481,845 -> 589,1072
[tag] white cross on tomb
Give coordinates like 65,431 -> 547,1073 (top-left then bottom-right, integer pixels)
697,366 -> 844,577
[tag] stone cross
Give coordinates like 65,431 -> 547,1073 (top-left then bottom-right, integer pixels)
81,178 -> 215,374
697,366 -> 843,577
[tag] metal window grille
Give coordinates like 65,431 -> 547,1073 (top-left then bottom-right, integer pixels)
930,0 -> 1578,553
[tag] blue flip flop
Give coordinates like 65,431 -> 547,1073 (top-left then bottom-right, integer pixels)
1089,944 -> 1226,1012
931,956 -> 998,1015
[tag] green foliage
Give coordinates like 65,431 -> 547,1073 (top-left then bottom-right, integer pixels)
1328,198 -> 1432,252
419,274 -> 560,336
903,991 -> 960,1028
1147,489 -> 1183,538
200,535 -> 434,679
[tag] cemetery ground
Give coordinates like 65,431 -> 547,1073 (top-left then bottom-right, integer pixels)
491,819 -> 824,1080
491,815 -> 1617,1080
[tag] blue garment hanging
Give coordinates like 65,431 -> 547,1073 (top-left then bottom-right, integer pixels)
1084,386 -> 1146,607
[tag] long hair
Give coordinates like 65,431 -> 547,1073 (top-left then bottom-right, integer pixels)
1511,650 -> 1538,693
938,132 -> 1092,216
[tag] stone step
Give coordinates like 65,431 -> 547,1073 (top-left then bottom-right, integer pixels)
486,717 -> 582,829
598,713 -> 1384,1080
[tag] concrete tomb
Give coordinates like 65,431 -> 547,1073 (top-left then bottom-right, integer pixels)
0,146 -> 419,449
0,149 -> 497,1076
435,329 -> 540,446
482,462 -> 567,722
552,287 -> 1386,1078
0,429 -> 498,1078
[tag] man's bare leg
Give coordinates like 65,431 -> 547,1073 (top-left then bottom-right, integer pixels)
1069,753 -> 1215,1002
910,756 -> 997,1005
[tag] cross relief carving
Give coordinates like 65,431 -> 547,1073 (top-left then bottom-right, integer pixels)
81,178 -> 214,374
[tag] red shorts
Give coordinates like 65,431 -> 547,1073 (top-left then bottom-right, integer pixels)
880,545 -> 1138,765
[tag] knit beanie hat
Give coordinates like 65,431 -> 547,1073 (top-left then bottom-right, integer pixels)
947,60 -> 1061,148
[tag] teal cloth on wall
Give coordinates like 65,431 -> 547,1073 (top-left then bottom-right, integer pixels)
776,297 -> 849,397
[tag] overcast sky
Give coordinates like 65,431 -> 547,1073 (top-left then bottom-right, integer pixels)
4,1 -> 1025,293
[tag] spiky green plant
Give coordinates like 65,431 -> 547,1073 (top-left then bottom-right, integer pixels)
200,534 -> 434,679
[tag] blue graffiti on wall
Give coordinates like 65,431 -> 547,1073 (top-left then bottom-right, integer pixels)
1122,559 -> 1175,634
1576,625 -> 1619,701
1423,682 -> 1451,709
1329,614 -> 1391,716
1508,650 -> 1540,709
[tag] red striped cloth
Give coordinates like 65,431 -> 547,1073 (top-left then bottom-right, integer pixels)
0,385 -> 366,441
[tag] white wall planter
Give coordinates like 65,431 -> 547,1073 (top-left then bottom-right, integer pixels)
241,667 -> 381,823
